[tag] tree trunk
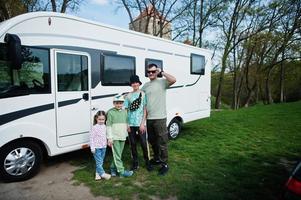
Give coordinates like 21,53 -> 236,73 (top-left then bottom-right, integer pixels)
236,70 -> 245,109
255,83 -> 259,104
244,61 -> 251,107
51,0 -> 56,12
192,0 -> 197,45
244,81 -> 257,107
60,0 -> 68,13
144,16 -> 151,34
265,67 -> 274,104
198,0 -> 204,48
279,52 -> 285,103
215,54 -> 227,109
231,71 -> 238,109
122,0 -> 135,30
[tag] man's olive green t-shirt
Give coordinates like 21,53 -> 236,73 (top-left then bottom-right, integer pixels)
141,78 -> 169,120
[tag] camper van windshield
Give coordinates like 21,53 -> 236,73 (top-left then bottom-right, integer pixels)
0,43 -> 50,98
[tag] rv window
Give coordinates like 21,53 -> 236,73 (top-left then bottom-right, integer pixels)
0,43 -> 50,98
101,54 -> 135,86
57,53 -> 88,91
191,54 -> 205,75
145,58 -> 163,77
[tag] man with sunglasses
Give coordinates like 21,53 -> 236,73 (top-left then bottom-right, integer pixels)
141,63 -> 176,176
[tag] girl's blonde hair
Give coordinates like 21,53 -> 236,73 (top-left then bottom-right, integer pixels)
93,110 -> 106,125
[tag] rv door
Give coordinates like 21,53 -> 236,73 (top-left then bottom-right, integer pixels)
53,50 -> 91,147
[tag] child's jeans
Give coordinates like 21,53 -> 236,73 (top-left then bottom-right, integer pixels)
94,148 -> 106,176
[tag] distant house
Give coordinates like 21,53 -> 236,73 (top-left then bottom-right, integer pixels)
183,39 -> 193,46
129,5 -> 172,40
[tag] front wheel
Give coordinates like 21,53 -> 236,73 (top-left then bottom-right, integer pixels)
0,141 -> 42,182
168,119 -> 181,139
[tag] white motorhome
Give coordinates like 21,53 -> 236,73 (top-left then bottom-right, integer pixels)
0,12 -> 211,181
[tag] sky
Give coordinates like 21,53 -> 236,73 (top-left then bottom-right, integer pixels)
75,0 -> 130,29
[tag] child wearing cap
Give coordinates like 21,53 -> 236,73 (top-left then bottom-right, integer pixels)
106,94 -> 133,177
124,75 -> 152,171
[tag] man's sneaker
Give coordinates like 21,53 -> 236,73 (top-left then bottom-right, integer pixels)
119,170 -> 134,178
111,169 -> 117,177
150,159 -> 161,165
95,172 -> 101,180
158,164 -> 169,176
101,173 -> 111,180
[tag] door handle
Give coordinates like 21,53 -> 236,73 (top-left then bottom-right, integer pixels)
82,93 -> 89,101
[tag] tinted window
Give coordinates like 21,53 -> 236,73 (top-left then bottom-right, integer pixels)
57,53 -> 88,91
92,50 -> 116,88
145,58 -> 163,77
0,43 -> 50,98
101,54 -> 135,86
90,50 -> 101,89
191,54 -> 205,75
0,44 -> 11,92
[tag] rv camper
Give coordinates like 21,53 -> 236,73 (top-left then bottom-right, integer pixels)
0,12 -> 211,181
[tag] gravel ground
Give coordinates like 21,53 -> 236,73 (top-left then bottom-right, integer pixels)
0,150 -> 110,200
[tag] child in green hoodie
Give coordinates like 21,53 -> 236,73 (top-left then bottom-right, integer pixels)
106,94 -> 133,177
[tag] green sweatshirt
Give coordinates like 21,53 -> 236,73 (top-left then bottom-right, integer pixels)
106,107 -> 128,141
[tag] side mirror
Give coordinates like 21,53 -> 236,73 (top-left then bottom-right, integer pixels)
4,33 -> 22,70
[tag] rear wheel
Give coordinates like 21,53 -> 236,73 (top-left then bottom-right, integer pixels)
0,140 -> 42,182
168,119 -> 181,139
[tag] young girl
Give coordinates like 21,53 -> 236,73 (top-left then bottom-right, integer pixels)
90,111 -> 111,180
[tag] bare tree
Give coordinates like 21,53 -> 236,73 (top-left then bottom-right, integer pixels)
0,0 -> 84,21
262,0 -> 301,104
196,0 -> 222,47
214,0 -> 260,109
0,0 -> 26,21
174,0 -> 222,47
48,0 -> 84,13
238,0 -> 301,106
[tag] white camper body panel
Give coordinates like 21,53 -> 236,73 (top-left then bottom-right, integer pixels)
0,12 -> 211,157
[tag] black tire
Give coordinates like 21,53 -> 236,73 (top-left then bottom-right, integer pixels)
168,119 -> 181,139
0,140 -> 42,182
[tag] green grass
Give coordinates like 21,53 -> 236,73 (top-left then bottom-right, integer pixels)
72,101 -> 301,200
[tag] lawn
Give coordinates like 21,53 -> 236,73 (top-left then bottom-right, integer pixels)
72,101 -> 301,200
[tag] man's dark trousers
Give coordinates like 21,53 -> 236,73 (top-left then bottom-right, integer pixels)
146,118 -> 168,164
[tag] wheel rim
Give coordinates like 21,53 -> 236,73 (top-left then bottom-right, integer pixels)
169,122 -> 179,138
4,147 -> 35,176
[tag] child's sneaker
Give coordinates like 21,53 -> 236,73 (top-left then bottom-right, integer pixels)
111,169 -> 117,177
119,170 -> 133,178
101,173 -> 111,180
95,172 -> 101,181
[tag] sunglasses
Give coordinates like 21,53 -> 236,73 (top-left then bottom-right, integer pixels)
147,70 -> 157,74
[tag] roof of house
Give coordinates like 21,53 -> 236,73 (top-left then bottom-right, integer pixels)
131,4 -> 170,23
